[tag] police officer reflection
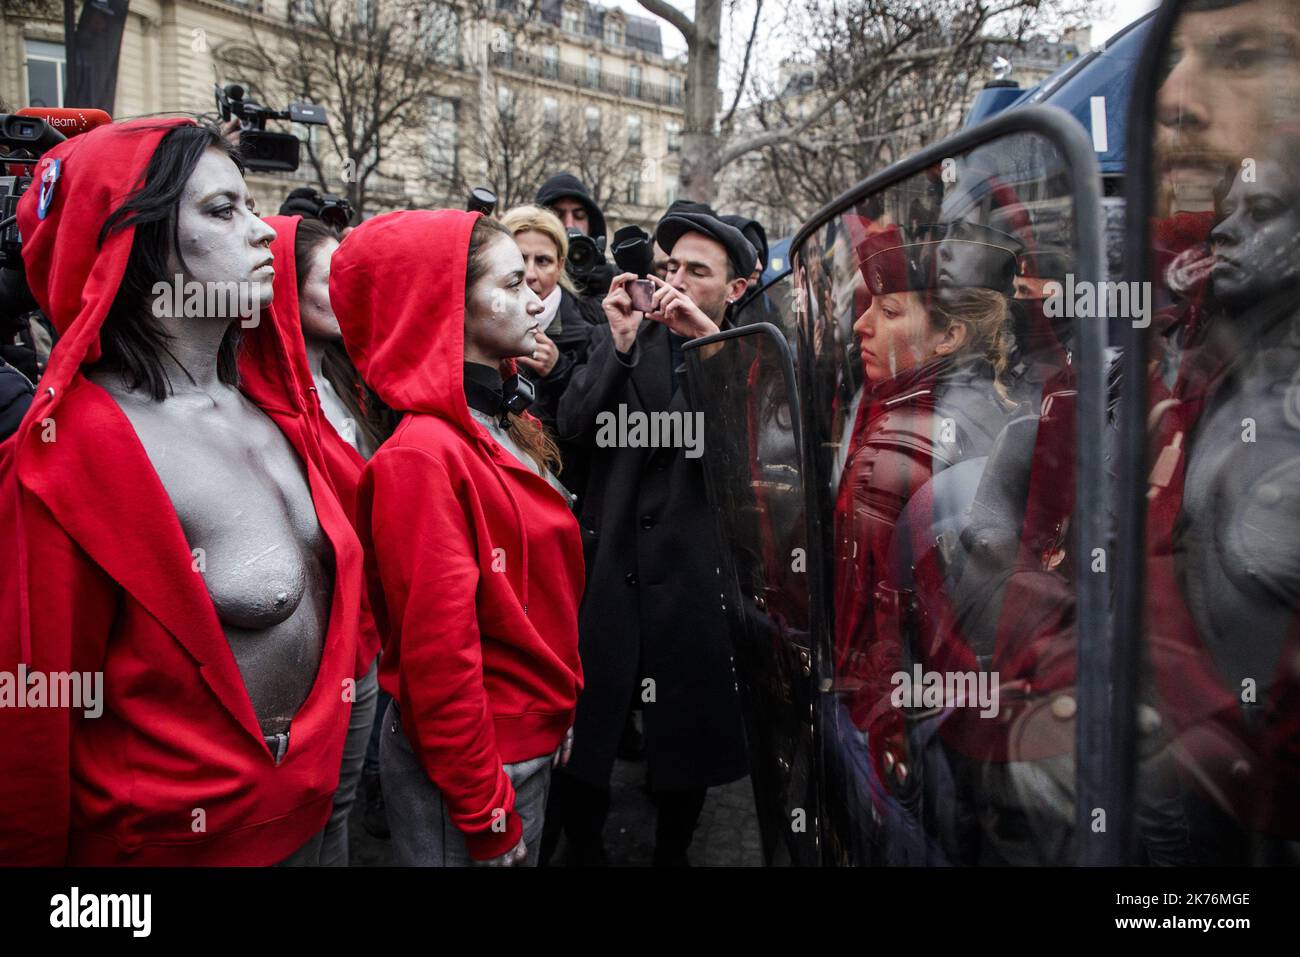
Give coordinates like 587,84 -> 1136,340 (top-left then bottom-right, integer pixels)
830,225 -> 1022,864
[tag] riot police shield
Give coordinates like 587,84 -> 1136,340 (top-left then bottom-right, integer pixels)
683,298 -> 820,866
689,103 -> 1110,866
1115,0 -> 1300,865
795,109 -> 1108,865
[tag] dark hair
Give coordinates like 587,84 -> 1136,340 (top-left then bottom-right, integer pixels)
465,215 -> 514,287
94,123 -> 245,400
465,215 -> 562,475
293,217 -> 383,455
293,217 -> 341,295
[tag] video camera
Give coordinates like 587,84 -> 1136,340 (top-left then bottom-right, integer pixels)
565,227 -> 607,289
466,186 -> 497,216
611,225 -> 655,313
280,186 -> 354,230
215,83 -> 327,173
1,109 -> 112,320
1,108 -> 111,370
2,111 -> 86,272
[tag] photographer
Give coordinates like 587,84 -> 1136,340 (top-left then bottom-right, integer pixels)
544,210 -> 757,866
536,172 -> 605,239
536,172 -> 614,299
721,213 -> 781,324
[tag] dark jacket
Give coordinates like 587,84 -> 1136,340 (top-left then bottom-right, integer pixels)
557,317 -> 749,791
0,360 -> 33,442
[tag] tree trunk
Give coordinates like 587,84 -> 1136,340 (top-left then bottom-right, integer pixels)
681,0 -> 722,203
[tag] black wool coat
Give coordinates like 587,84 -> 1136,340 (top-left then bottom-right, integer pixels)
556,317 -> 749,791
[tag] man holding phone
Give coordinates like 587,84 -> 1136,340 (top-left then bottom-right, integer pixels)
545,210 -> 757,866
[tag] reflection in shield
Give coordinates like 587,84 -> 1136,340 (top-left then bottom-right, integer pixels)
802,129 -> 1094,865
1133,0 -> 1300,863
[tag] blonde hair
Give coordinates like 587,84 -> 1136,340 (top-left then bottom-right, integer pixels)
928,287 -> 1016,406
499,204 -> 576,294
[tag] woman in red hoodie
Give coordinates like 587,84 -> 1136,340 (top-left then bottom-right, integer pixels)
252,213 -> 384,865
0,119 -> 363,865
331,209 -> 584,866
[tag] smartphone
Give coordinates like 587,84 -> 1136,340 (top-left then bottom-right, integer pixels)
628,278 -> 656,313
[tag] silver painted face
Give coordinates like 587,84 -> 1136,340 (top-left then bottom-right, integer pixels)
168,147 -> 277,314
1211,158 -> 1300,309
299,238 -> 341,341
464,234 -> 545,363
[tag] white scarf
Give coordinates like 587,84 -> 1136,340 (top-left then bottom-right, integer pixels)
538,285 -> 563,333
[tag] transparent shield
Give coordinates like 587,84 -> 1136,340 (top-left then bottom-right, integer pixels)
795,126 -> 1100,865
684,316 -> 819,865
1130,0 -> 1300,865
735,269 -> 797,343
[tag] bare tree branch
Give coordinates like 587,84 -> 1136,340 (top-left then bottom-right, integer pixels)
718,43 -> 968,167
720,0 -> 763,133
715,0 -> 1092,228
635,0 -> 697,46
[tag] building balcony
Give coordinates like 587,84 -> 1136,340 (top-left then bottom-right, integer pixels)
490,49 -> 683,109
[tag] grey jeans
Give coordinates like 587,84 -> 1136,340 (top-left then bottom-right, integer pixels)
277,827 -> 324,866
319,659 -> 381,866
380,699 -> 553,866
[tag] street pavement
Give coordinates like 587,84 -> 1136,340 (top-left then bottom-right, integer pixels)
348,758 -> 763,867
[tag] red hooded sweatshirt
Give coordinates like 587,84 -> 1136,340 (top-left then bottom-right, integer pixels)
252,214 -> 380,678
0,119 -> 364,864
330,209 -> 584,860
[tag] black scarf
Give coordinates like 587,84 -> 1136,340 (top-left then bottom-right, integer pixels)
463,362 -> 535,427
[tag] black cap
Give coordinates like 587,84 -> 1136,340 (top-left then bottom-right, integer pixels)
721,215 -> 768,273
656,212 -> 758,280
280,187 -> 325,218
663,199 -> 718,219
535,172 -> 607,241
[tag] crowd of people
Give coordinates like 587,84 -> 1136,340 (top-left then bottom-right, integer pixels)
6,0 -> 1298,872
0,114 -> 772,866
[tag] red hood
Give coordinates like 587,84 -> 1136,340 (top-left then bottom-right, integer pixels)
252,215 -> 381,676
18,118 -> 190,381
330,208 -> 494,436
16,118 -> 308,415
238,213 -> 315,415
7,118 -> 315,660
